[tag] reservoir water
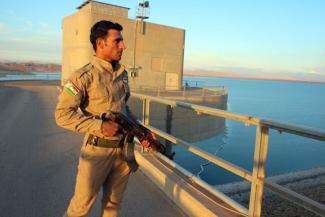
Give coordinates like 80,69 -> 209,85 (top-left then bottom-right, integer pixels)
175,76 -> 325,185
0,72 -> 60,81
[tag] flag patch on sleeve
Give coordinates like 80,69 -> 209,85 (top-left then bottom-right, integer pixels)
64,81 -> 80,96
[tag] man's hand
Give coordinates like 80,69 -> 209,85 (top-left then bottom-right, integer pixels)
101,120 -> 119,137
141,132 -> 157,148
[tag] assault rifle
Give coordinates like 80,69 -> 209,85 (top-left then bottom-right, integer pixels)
106,111 -> 175,160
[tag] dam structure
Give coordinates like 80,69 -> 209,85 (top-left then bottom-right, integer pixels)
0,79 -> 324,217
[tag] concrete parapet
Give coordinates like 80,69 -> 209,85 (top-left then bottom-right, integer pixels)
135,149 -> 245,217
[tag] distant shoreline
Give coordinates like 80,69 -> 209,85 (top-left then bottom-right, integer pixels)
0,61 -> 61,73
0,70 -> 60,74
184,73 -> 325,85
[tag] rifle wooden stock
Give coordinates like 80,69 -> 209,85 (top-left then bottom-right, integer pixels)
107,112 -> 175,160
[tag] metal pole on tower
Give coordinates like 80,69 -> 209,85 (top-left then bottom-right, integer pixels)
131,1 -> 150,79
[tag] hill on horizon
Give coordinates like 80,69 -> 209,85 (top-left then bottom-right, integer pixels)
0,60 -> 61,73
184,69 -> 325,83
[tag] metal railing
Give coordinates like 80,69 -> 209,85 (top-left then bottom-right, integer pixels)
183,79 -> 205,87
131,85 -> 227,98
132,92 -> 325,217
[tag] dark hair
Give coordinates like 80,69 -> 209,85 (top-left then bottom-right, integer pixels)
90,20 -> 123,51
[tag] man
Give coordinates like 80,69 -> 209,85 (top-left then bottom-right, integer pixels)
55,20 -> 150,217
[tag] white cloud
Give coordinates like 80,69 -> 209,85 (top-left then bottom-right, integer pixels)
1,9 -> 34,32
305,69 -> 325,76
38,22 -> 49,29
0,22 -> 5,32
2,9 -> 16,17
0,9 -> 61,63
0,32 -> 61,63
23,20 -> 33,27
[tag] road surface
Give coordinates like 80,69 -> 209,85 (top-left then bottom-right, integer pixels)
0,81 -> 185,217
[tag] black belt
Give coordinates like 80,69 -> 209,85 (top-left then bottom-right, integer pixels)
87,135 -> 123,148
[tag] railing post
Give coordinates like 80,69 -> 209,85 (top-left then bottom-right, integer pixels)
165,105 -> 173,156
248,126 -> 269,217
141,98 -> 150,153
142,98 -> 150,126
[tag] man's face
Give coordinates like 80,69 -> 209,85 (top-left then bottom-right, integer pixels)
99,29 -> 125,62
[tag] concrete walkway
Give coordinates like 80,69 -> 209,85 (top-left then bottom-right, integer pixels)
0,81 -> 185,217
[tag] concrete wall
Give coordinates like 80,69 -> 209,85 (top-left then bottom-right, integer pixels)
62,1 -> 185,90
62,10 -> 93,82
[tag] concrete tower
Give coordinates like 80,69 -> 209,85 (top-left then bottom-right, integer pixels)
62,0 -> 185,90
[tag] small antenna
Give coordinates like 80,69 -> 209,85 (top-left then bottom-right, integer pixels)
136,1 -> 150,20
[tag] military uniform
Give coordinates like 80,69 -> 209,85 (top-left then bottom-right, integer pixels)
55,56 -> 132,217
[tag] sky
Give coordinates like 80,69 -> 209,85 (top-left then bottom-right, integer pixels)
0,0 -> 324,78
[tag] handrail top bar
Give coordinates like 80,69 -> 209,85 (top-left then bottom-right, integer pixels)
131,93 -> 325,141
